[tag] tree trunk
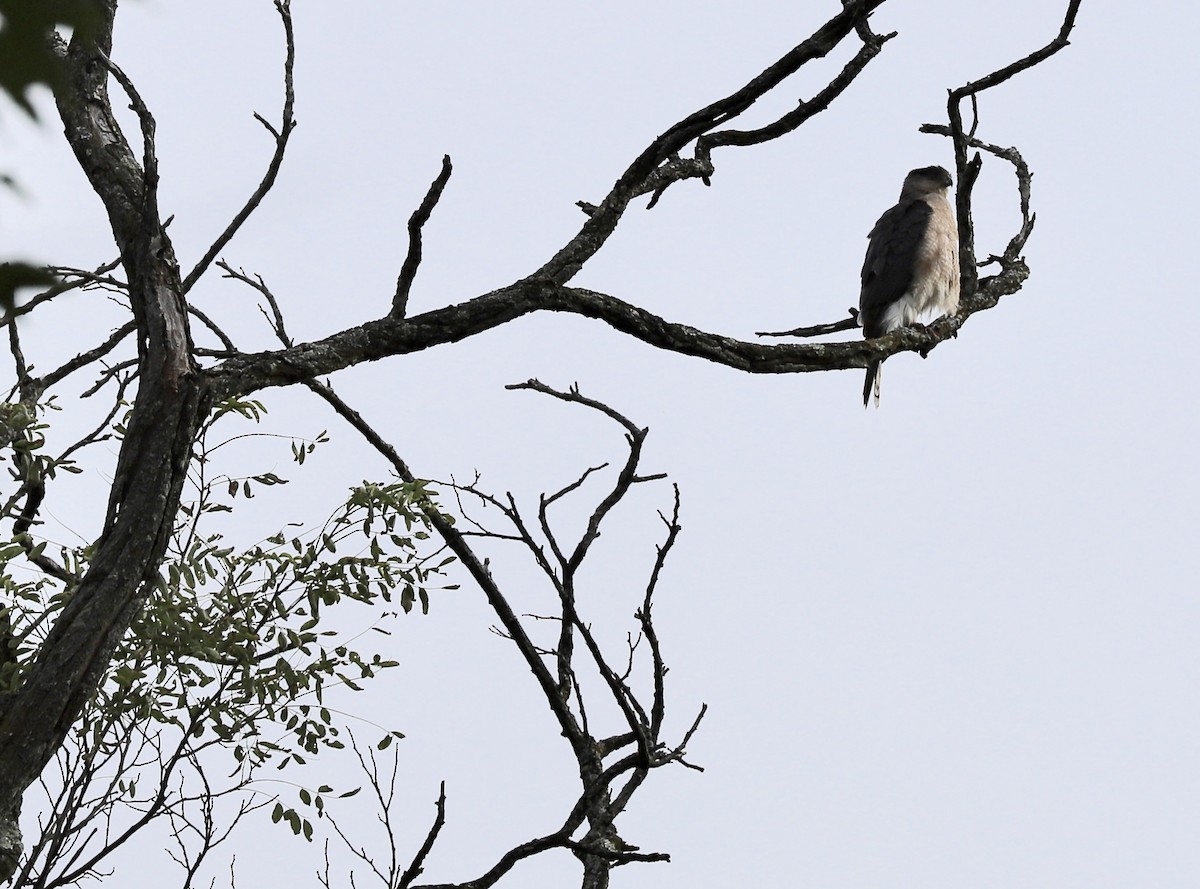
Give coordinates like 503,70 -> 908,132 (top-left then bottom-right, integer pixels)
0,6 -> 205,878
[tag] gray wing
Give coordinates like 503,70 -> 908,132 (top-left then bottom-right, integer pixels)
859,198 -> 932,338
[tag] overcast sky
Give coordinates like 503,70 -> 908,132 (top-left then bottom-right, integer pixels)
4,1 -> 1199,887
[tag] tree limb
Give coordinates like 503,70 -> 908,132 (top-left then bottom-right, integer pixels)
208,274 -> 1016,400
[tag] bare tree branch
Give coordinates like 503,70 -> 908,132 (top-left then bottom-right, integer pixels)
300,380 -> 587,751
38,321 -> 137,390
187,305 -> 237,353
757,310 -> 860,339
217,260 -> 290,348
0,259 -> 122,330
694,16 -> 895,162
947,0 -> 1083,295
397,783 -> 447,889
920,124 -> 1036,263
393,155 -> 454,318
80,360 -> 138,398
207,278 -> 984,400
181,0 -> 297,294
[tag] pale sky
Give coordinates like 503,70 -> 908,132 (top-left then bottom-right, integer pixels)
4,1 -> 1199,887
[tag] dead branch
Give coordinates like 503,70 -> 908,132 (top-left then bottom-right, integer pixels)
39,321 -> 137,391
0,259 -> 122,330
757,310 -> 860,339
181,0 -> 297,294
947,0 -> 1083,295
397,783 -> 447,889
393,155 -> 454,318
207,279 -> 980,400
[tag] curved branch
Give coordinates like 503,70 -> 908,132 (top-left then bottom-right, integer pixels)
920,124 -> 1036,262
208,270 -> 1020,400
947,0 -> 1083,294
180,0 -> 296,294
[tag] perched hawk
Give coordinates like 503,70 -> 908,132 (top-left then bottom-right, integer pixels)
859,165 -> 960,406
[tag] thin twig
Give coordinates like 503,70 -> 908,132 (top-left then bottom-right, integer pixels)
181,0 -> 296,293
0,259 -> 121,330
757,310 -> 860,338
642,487 -> 682,739
217,261 -> 292,348
81,360 -> 138,398
39,321 -> 137,390
187,305 -> 237,353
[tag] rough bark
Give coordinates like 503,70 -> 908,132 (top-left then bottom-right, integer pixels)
0,5 -> 206,878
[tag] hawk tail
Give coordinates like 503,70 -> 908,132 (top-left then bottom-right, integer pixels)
862,359 -> 883,407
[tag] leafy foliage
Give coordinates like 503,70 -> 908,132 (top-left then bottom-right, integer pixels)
0,1 -> 98,312
0,0 -> 100,120
0,263 -> 57,316
2,400 -> 452,886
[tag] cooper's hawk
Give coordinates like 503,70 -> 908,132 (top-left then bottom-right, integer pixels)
858,165 -> 960,406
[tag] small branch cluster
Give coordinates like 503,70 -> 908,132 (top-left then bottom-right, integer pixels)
422,381 -> 696,888
308,380 -> 697,889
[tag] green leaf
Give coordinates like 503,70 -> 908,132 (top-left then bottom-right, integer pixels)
0,1 -> 102,119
